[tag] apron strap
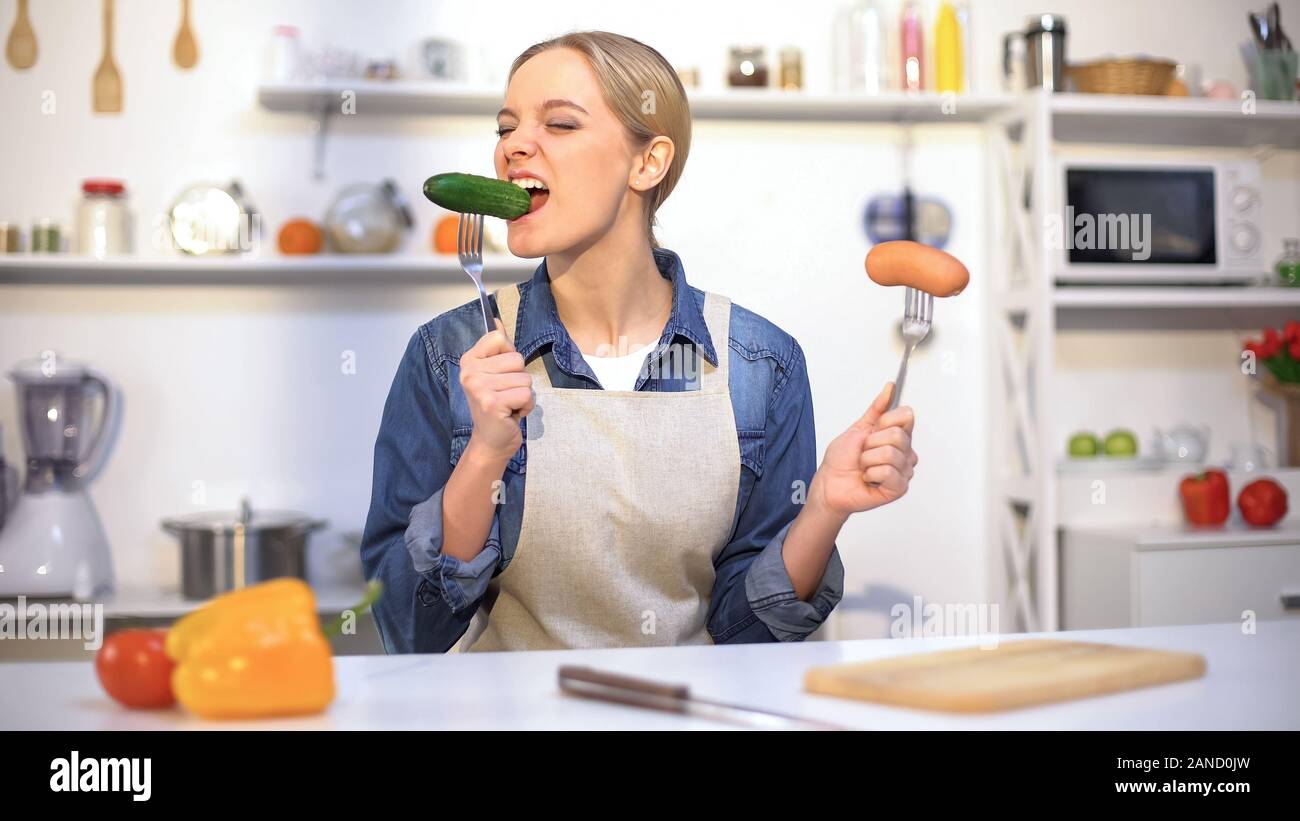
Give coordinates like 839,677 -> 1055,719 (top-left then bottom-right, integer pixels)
492,282 -> 732,390
699,291 -> 731,392
491,283 -> 550,382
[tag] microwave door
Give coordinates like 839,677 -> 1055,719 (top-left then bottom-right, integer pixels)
1065,168 -> 1216,268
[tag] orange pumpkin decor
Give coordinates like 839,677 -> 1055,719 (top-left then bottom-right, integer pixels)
433,215 -> 459,254
277,218 -> 324,255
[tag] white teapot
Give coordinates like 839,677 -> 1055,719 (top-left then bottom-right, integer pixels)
1153,424 -> 1210,464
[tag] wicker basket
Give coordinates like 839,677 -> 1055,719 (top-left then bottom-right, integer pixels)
1068,58 -> 1178,95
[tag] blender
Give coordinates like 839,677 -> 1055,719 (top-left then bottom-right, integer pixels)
0,355 -> 119,599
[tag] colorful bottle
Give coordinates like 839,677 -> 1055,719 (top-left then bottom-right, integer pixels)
935,1 -> 964,93
900,0 -> 924,93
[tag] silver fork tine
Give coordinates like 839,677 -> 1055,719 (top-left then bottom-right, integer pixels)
456,212 -> 493,335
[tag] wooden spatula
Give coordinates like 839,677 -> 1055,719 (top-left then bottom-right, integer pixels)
5,0 -> 37,70
93,0 -> 122,113
172,0 -> 198,69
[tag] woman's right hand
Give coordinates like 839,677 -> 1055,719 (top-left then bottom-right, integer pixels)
459,317 -> 535,464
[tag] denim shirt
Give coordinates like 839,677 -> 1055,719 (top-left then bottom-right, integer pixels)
359,248 -> 844,653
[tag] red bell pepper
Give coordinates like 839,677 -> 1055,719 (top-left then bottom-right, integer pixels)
1238,478 -> 1288,528
1179,470 -> 1230,527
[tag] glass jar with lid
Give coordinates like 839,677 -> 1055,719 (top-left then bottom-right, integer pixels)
77,179 -> 131,258
324,180 -> 414,253
728,46 -> 769,87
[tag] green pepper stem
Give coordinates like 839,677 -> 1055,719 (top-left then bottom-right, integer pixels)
322,580 -> 383,638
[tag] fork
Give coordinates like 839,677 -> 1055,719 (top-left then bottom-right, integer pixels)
457,212 -> 494,335
886,287 -> 933,412
867,287 -> 931,489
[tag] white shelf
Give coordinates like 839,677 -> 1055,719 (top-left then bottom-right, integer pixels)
1047,93 -> 1300,149
1056,456 -> 1186,473
687,90 -> 1011,123
0,254 -> 536,284
1053,286 -> 1300,309
1060,521 -> 1300,551
259,80 -> 505,116
258,82 -> 1300,143
258,80 -> 1012,123
1134,521 -> 1300,550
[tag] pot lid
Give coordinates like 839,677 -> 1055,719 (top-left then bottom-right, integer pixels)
8,354 -> 97,384
161,497 -> 325,533
1025,14 -> 1067,34
82,179 -> 126,196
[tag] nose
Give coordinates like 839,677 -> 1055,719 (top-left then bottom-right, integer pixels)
501,127 -> 536,160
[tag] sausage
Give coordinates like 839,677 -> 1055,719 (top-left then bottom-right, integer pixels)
865,240 -> 970,297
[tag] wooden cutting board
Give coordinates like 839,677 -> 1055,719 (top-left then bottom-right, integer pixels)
804,639 -> 1207,713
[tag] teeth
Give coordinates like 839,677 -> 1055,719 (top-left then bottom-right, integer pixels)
511,177 -> 548,191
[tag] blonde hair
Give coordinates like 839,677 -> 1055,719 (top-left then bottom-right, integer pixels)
508,31 -> 691,247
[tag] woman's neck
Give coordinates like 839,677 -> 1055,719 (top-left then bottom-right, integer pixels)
544,216 -> 673,358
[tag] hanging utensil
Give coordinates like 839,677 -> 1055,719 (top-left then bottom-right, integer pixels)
4,0 -> 37,70
92,0 -> 123,113
1268,2 -> 1293,50
172,0 -> 198,69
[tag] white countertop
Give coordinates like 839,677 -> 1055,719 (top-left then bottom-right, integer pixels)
2,621 -> 1296,730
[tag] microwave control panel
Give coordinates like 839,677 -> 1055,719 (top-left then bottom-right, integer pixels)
1220,160 -> 1263,269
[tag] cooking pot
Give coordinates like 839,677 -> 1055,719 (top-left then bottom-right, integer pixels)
161,497 -> 326,600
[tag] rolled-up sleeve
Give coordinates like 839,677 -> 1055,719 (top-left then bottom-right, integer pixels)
359,328 -> 501,653
708,338 -> 844,643
405,488 -> 501,613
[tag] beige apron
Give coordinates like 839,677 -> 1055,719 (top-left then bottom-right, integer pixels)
456,281 -> 741,652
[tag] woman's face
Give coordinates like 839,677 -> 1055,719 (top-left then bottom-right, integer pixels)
495,48 -> 643,258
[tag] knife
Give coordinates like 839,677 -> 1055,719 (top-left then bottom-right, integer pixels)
557,665 -> 850,731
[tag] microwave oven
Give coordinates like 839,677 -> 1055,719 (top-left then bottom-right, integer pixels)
1054,158 -> 1264,284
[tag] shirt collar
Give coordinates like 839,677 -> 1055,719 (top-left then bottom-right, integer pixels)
509,247 -> 719,369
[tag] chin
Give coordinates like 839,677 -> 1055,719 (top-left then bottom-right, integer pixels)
505,230 -> 549,259
506,214 -> 574,260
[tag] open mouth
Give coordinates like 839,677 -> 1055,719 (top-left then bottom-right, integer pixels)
510,177 -> 549,218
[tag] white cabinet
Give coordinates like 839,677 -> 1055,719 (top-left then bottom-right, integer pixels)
1060,524 -> 1300,629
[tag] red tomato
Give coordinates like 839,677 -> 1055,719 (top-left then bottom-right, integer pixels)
95,629 -> 176,709
1237,478 -> 1288,528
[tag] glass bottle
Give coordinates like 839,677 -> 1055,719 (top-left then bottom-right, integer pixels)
1277,239 -> 1300,287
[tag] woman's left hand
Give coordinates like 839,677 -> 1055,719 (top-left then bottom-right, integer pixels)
811,382 -> 918,518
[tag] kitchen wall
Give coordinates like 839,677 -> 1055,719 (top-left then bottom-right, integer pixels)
1,0 -> 1296,638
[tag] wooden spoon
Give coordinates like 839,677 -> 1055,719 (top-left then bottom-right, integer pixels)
5,0 -> 37,70
172,0 -> 198,69
93,0 -> 122,112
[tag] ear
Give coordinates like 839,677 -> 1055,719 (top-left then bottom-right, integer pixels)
629,136 -> 674,192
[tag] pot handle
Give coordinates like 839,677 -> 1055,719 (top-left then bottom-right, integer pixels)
76,366 -> 121,485
292,518 -> 329,538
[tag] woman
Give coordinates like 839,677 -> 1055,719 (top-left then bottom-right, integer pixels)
360,31 -> 917,654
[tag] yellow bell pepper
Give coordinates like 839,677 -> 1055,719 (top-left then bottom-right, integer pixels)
165,579 -> 334,720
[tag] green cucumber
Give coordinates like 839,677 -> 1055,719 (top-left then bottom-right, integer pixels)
422,172 -> 532,220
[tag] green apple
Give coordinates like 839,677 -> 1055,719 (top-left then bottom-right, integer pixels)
1103,429 -> 1139,458
1068,432 -> 1100,458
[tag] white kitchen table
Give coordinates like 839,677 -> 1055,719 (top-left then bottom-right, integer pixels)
2,621 -> 1295,730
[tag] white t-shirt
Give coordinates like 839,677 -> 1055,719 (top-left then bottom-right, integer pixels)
581,340 -> 658,391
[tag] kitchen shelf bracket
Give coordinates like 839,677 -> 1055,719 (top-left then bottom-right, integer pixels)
311,95 -> 334,181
